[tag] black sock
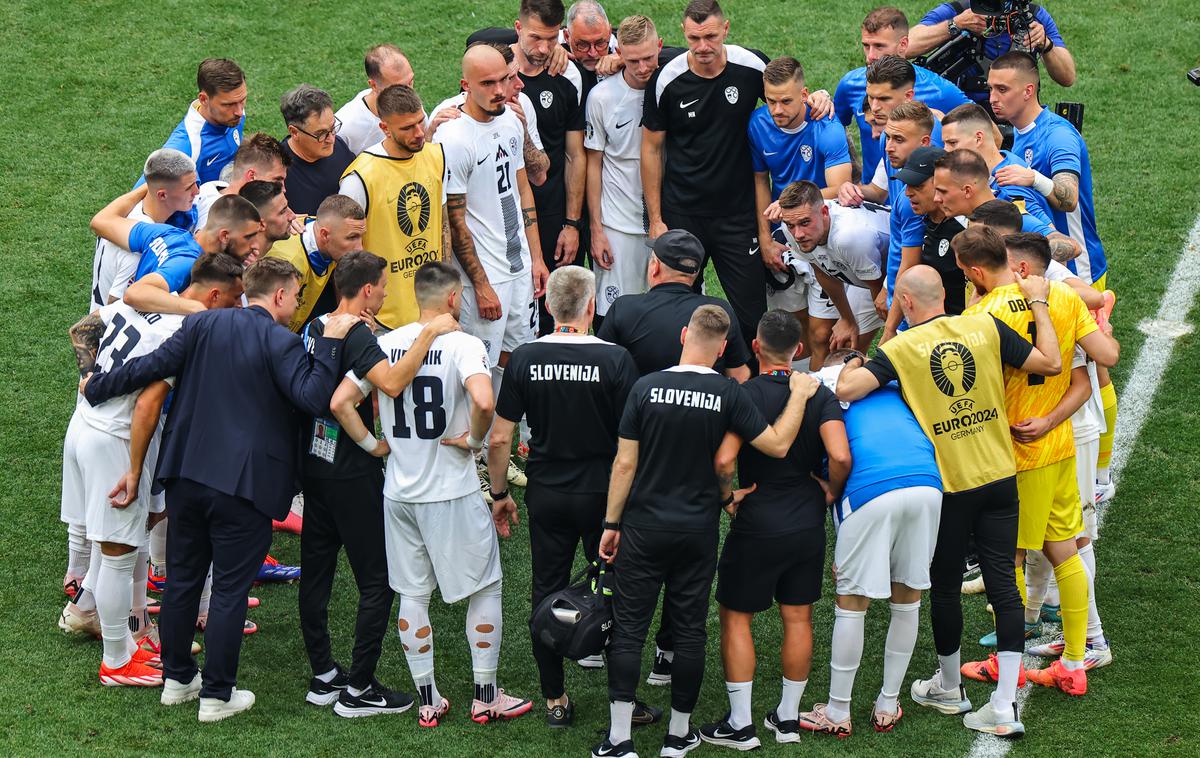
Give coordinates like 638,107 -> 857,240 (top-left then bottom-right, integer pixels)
475,683 -> 495,703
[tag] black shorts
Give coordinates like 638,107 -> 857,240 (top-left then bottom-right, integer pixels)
716,527 -> 826,613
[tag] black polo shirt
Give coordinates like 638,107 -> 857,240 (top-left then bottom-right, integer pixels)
921,214 -> 968,314
596,282 -> 751,375
281,136 -> 356,216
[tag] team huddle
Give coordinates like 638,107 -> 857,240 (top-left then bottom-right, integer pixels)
59,0 -> 1124,754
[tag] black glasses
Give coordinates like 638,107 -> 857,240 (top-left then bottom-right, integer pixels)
295,115 -> 342,142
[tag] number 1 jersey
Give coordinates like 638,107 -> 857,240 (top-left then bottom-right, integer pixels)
374,323 -> 491,503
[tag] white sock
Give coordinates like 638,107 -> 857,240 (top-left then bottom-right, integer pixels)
466,581 -> 503,702
669,708 -> 691,738
1096,466 -> 1111,485
991,650 -> 1021,711
939,651 -> 961,690
398,594 -> 441,707
129,546 -> 150,639
877,601 -> 920,714
1045,572 -> 1060,607
826,606 -> 865,723
149,518 -> 168,569
197,566 -> 213,618
347,685 -> 366,696
657,645 -> 675,664
1061,657 -> 1085,671
1077,543 -> 1105,642
1024,550 -> 1052,623
96,551 -> 138,668
776,677 -> 807,722
66,524 -> 90,577
75,543 -> 102,612
315,667 -> 339,683
608,700 -> 635,743
726,680 -> 752,729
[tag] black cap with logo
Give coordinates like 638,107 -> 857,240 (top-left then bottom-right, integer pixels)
647,229 -> 704,275
896,146 -> 948,187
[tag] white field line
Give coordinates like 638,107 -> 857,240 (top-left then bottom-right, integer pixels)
966,213 -> 1200,758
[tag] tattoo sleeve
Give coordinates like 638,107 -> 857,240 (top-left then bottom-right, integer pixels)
69,312 -> 105,376
1049,236 -> 1078,263
1051,172 -> 1079,212
521,206 -> 537,229
522,133 -> 549,185
446,194 -> 489,288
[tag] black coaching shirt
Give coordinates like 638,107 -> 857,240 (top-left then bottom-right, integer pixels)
618,366 -> 768,533
642,45 -> 768,217
922,214 -> 968,315
281,136 -> 357,216
496,334 -> 639,493
733,376 -> 842,536
300,316 -> 386,479
596,282 -> 751,375
520,62 -> 586,221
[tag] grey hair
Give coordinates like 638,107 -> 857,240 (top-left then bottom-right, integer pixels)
546,266 -> 596,323
143,148 -> 196,184
280,84 -> 334,126
566,0 -> 609,28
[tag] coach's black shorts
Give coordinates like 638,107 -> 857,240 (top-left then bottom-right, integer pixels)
716,527 -> 826,613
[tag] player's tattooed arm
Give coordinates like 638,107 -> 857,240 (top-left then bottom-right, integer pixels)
69,312 -> 105,376
1049,171 -> 1079,212
522,205 -> 537,229
523,134 -> 549,187
445,194 -> 488,288
1048,232 -> 1081,263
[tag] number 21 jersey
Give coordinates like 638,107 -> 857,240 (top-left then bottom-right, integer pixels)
375,322 -> 491,503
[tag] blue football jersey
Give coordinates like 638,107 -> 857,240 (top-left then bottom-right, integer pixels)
875,130 -> 941,303
137,103 -> 244,187
991,149 -> 1054,226
129,222 -> 204,293
747,106 -> 851,199
1012,107 -> 1107,282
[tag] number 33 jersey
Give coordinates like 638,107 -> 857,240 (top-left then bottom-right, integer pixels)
373,323 -> 491,503
78,301 -> 183,439
433,108 -> 530,285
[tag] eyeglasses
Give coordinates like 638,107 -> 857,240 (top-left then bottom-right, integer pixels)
571,39 -> 610,54
295,115 -> 342,142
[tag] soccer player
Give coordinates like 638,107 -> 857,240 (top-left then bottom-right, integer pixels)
331,261 -> 533,727
585,15 -> 661,325
265,195 -> 365,332
280,85 -> 356,216
896,146 -> 968,314
797,350 -> 942,738
336,44 -> 417,155
958,229 -> 1118,696
641,0 -> 770,354
940,103 -> 1053,220
91,149 -> 199,312
194,133 -> 291,230
836,259 -> 1063,737
488,266 -> 659,727
700,311 -> 849,749
833,7 -> 969,175
237,180 -> 297,258
594,304 -> 817,758
143,58 -> 246,185
775,180 -> 888,366
61,253 -> 244,686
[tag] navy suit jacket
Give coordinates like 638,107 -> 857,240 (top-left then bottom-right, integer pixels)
83,305 -> 342,520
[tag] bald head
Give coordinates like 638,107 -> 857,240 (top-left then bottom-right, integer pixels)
896,264 -> 946,313
461,45 -> 509,117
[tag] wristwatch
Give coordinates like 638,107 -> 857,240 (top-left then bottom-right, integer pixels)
602,520 -> 621,531
490,488 -> 510,501
562,218 -> 581,229
947,18 -> 961,37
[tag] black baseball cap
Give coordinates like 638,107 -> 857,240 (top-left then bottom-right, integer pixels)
466,27 -> 518,50
647,229 -> 704,275
896,146 -> 947,187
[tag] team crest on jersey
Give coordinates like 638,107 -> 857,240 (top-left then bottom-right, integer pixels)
1024,148 -> 1034,164
800,145 -> 813,162
397,182 -> 432,236
724,86 -> 739,104
232,130 -> 241,146
605,285 -> 620,304
540,90 -> 554,109
937,238 -> 950,257
510,136 -> 520,156
929,341 -> 977,398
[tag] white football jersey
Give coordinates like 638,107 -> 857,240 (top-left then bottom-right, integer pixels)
336,89 -> 382,156
786,201 -> 889,288
432,93 -> 543,152
1044,261 -> 1105,441
433,108 -> 530,284
77,301 -> 183,439
90,202 -> 154,311
193,180 -> 228,232
585,73 -> 648,235
374,323 -> 491,503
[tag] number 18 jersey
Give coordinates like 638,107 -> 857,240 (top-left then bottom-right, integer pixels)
374,322 -> 491,503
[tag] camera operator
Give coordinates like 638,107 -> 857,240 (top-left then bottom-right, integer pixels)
907,1 -> 1076,90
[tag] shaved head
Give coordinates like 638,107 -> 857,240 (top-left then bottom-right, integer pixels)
896,265 -> 946,308
461,45 -> 509,117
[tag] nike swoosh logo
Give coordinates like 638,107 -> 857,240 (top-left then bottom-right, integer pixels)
763,151 -> 778,156
205,155 -> 221,167
616,120 -> 632,129
476,156 -> 489,165
748,246 -> 760,256
679,99 -> 700,109
360,697 -> 388,706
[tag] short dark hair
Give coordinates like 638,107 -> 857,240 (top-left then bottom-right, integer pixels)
238,180 -> 284,212
763,56 -> 804,87
866,54 -> 915,89
189,252 -> 244,289
205,194 -> 261,231
952,225 -> 1008,271
243,257 -> 301,299
757,310 -> 803,360
1004,232 -> 1052,271
934,148 -> 989,184
196,58 -> 244,95
232,132 -> 290,173
414,261 -> 462,306
280,84 -> 334,126
684,0 -> 723,23
941,102 -> 993,132
862,6 -> 909,34
377,84 -> 424,118
520,0 -> 565,26
364,43 -> 406,80
991,50 -> 1040,83
316,194 -> 365,223
969,199 -> 1023,235
777,180 -> 824,210
334,251 -> 388,300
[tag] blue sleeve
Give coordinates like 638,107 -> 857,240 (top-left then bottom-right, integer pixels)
920,3 -> 956,25
937,77 -> 972,110
1046,127 -> 1082,177
818,123 -> 851,167
1020,212 -> 1053,236
747,120 -> 767,173
126,222 -> 159,254
1036,8 -> 1065,46
900,207 -> 926,246
152,254 -> 194,293
84,316 -> 191,405
833,72 -> 856,126
1000,186 -> 1054,226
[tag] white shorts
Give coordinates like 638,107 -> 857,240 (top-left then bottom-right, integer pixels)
61,417 -> 150,547
834,486 -> 942,599
765,263 -> 812,313
1074,436 -> 1099,541
460,275 -> 537,366
383,492 -> 502,603
595,226 -> 650,316
808,282 -> 884,333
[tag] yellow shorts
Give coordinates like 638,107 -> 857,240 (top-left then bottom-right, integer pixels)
1092,273 -> 1107,292
1016,457 -> 1083,550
